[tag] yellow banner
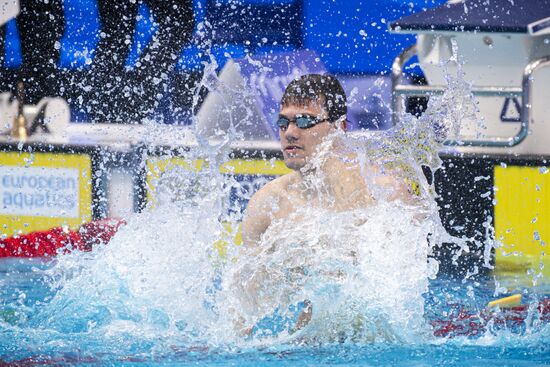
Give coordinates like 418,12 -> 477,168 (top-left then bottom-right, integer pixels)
146,156 -> 291,206
146,156 -> 291,248
0,151 -> 92,236
494,165 -> 549,279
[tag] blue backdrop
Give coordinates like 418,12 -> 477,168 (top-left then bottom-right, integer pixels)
2,0 -> 445,75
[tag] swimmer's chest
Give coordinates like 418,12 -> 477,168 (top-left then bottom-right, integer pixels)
272,185 -> 372,223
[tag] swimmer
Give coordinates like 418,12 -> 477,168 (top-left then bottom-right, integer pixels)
240,74 -> 417,334
242,74 -> 415,247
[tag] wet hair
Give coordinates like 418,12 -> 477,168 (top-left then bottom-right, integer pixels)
281,74 -> 347,123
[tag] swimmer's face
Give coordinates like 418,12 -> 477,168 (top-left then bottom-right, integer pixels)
279,100 -> 338,171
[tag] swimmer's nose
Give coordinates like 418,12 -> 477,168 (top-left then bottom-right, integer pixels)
283,121 -> 301,141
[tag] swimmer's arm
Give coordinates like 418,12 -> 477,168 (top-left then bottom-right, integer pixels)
377,173 -> 432,221
293,300 -> 312,332
242,187 -> 274,248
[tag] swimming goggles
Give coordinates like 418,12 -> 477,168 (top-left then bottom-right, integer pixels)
276,114 -> 330,130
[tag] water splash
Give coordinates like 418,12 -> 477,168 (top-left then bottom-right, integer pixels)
1,45 -> 548,363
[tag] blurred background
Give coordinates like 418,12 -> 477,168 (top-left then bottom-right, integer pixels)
0,0 -> 445,129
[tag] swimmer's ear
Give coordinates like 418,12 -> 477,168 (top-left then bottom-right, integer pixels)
336,116 -> 347,131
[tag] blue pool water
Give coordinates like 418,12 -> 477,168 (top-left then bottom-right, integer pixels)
1,257 -> 549,366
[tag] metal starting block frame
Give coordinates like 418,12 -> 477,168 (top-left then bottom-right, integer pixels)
389,0 -> 550,151
392,45 -> 550,148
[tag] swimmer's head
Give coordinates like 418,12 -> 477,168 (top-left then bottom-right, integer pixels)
278,74 -> 347,171
281,74 -> 347,124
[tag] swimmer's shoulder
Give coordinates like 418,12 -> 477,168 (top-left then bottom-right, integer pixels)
251,171 -> 298,202
242,171 -> 298,247
368,163 -> 420,203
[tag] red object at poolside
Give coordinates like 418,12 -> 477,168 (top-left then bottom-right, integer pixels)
0,219 -> 126,258
432,299 -> 550,338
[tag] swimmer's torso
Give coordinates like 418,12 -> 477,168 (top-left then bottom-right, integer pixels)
242,159 -> 380,247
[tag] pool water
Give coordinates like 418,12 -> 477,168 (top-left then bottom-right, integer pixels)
2,51 -> 549,365
1,257 -> 549,366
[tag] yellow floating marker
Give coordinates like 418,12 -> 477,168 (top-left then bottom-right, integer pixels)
487,294 -> 522,309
